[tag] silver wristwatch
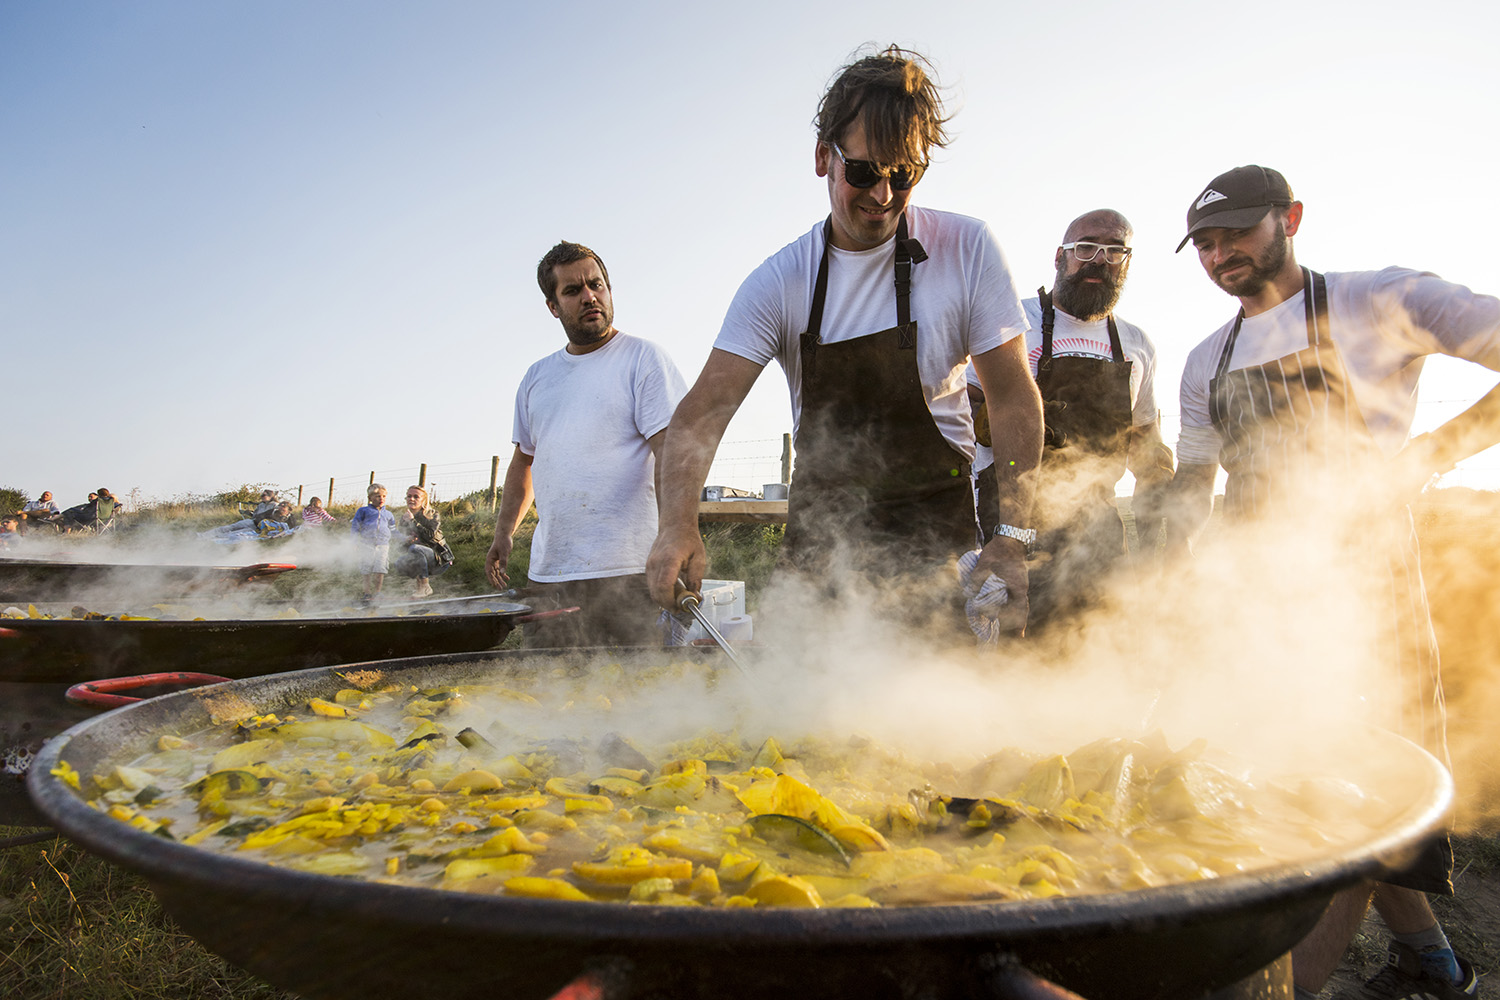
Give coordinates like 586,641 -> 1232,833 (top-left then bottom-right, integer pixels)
993,523 -> 1036,554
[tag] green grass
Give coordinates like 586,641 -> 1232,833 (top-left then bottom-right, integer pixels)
0,830 -> 295,1000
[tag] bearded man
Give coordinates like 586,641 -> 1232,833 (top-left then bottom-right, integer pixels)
1001,208 -> 1173,633
1169,165 -> 1500,1000
486,241 -> 687,647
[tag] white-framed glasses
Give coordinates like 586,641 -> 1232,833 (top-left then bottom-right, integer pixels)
1061,241 -> 1132,264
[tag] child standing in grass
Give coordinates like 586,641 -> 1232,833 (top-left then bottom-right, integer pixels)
350,483 -> 394,605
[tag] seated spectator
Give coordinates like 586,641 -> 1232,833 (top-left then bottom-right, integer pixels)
301,497 -> 337,527
200,516 -> 256,538
393,486 -> 454,598
19,491 -> 64,532
61,488 -> 117,532
0,515 -> 21,552
198,503 -> 297,543
251,489 -> 279,519
253,501 -> 296,530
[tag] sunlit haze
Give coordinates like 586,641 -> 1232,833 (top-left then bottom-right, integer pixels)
4,1 -> 1498,507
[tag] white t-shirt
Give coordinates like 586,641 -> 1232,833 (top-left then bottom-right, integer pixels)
963,361 -> 994,474
513,332 -> 687,582
1019,296 -> 1159,428
1177,268 -> 1500,465
713,205 -> 1029,459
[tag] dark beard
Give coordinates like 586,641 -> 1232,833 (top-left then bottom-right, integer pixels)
1212,223 -> 1288,297
1052,263 -> 1123,321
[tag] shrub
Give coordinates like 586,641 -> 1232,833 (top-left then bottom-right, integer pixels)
0,486 -> 27,513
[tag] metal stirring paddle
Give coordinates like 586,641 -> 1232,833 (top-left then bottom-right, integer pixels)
675,580 -> 750,677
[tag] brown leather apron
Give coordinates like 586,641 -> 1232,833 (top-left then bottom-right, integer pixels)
1025,288 -> 1135,630
1209,267 -> 1448,891
782,215 -> 977,628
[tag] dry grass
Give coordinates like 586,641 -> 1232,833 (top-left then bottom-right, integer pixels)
0,830 -> 295,1000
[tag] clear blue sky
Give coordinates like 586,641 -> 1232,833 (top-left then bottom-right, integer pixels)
4,0 -> 1499,507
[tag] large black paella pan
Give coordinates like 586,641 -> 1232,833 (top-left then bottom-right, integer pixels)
28,648 -> 1453,1000
1,598 -> 534,824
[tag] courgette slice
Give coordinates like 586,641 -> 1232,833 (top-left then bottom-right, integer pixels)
188,769 -> 264,800
747,813 -> 851,867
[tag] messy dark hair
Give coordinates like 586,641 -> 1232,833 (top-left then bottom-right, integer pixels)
536,242 -> 611,303
815,45 -> 952,167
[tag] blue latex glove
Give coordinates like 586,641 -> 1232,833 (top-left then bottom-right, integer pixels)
958,548 -> 1009,645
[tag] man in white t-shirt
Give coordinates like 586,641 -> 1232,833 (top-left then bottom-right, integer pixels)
19,491 -> 64,532
1171,165 -> 1499,1000
486,241 -> 687,647
978,209 -> 1173,634
645,46 -> 1043,637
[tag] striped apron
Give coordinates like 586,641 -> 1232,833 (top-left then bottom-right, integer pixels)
1210,268 -> 1449,891
1209,268 -> 1447,759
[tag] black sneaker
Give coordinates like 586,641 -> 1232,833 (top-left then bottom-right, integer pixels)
1357,942 -> 1479,999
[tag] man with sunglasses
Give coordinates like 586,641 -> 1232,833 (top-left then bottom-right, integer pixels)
1169,165 -> 1500,1000
646,45 -> 1042,638
992,209 -> 1174,635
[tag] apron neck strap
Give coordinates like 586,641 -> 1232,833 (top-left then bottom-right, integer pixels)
1214,267 -> 1328,380
1038,287 -> 1124,365
807,214 -> 924,345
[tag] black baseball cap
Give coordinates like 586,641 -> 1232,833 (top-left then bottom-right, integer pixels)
1176,165 -> 1294,252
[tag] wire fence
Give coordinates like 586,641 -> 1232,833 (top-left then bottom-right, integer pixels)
247,391 -> 1500,512
273,437 -> 795,510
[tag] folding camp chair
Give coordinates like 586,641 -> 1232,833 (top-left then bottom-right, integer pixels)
89,496 -> 119,535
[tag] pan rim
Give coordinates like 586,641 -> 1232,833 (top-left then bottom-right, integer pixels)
26,649 -> 1454,947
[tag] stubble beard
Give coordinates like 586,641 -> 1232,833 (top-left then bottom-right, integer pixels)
1212,223 -> 1289,298
563,306 -> 614,348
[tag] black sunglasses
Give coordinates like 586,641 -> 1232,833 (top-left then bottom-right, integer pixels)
830,142 -> 924,191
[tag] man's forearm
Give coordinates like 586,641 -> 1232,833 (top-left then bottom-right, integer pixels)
987,394 -> 1043,530
492,458 -> 533,547
1127,423 -> 1175,525
1163,462 -> 1218,554
655,388 -> 741,533
1408,382 -> 1500,474
971,339 -> 1043,532
656,422 -> 719,532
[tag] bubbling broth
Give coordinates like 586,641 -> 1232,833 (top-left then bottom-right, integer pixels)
69,658 -> 1406,908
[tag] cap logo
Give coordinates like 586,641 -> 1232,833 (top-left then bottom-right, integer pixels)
1195,188 -> 1229,210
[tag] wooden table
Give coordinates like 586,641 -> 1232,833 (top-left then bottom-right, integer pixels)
697,500 -> 788,524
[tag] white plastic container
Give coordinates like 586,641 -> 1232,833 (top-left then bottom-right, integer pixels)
670,579 -> 747,645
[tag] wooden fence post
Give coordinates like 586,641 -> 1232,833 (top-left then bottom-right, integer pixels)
418,463 -> 427,489
781,433 -> 792,484
297,485 -> 304,505
328,478 -> 335,506
489,455 -> 501,510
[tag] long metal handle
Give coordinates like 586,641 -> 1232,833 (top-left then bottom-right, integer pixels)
675,581 -> 750,677
399,592 -> 520,609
